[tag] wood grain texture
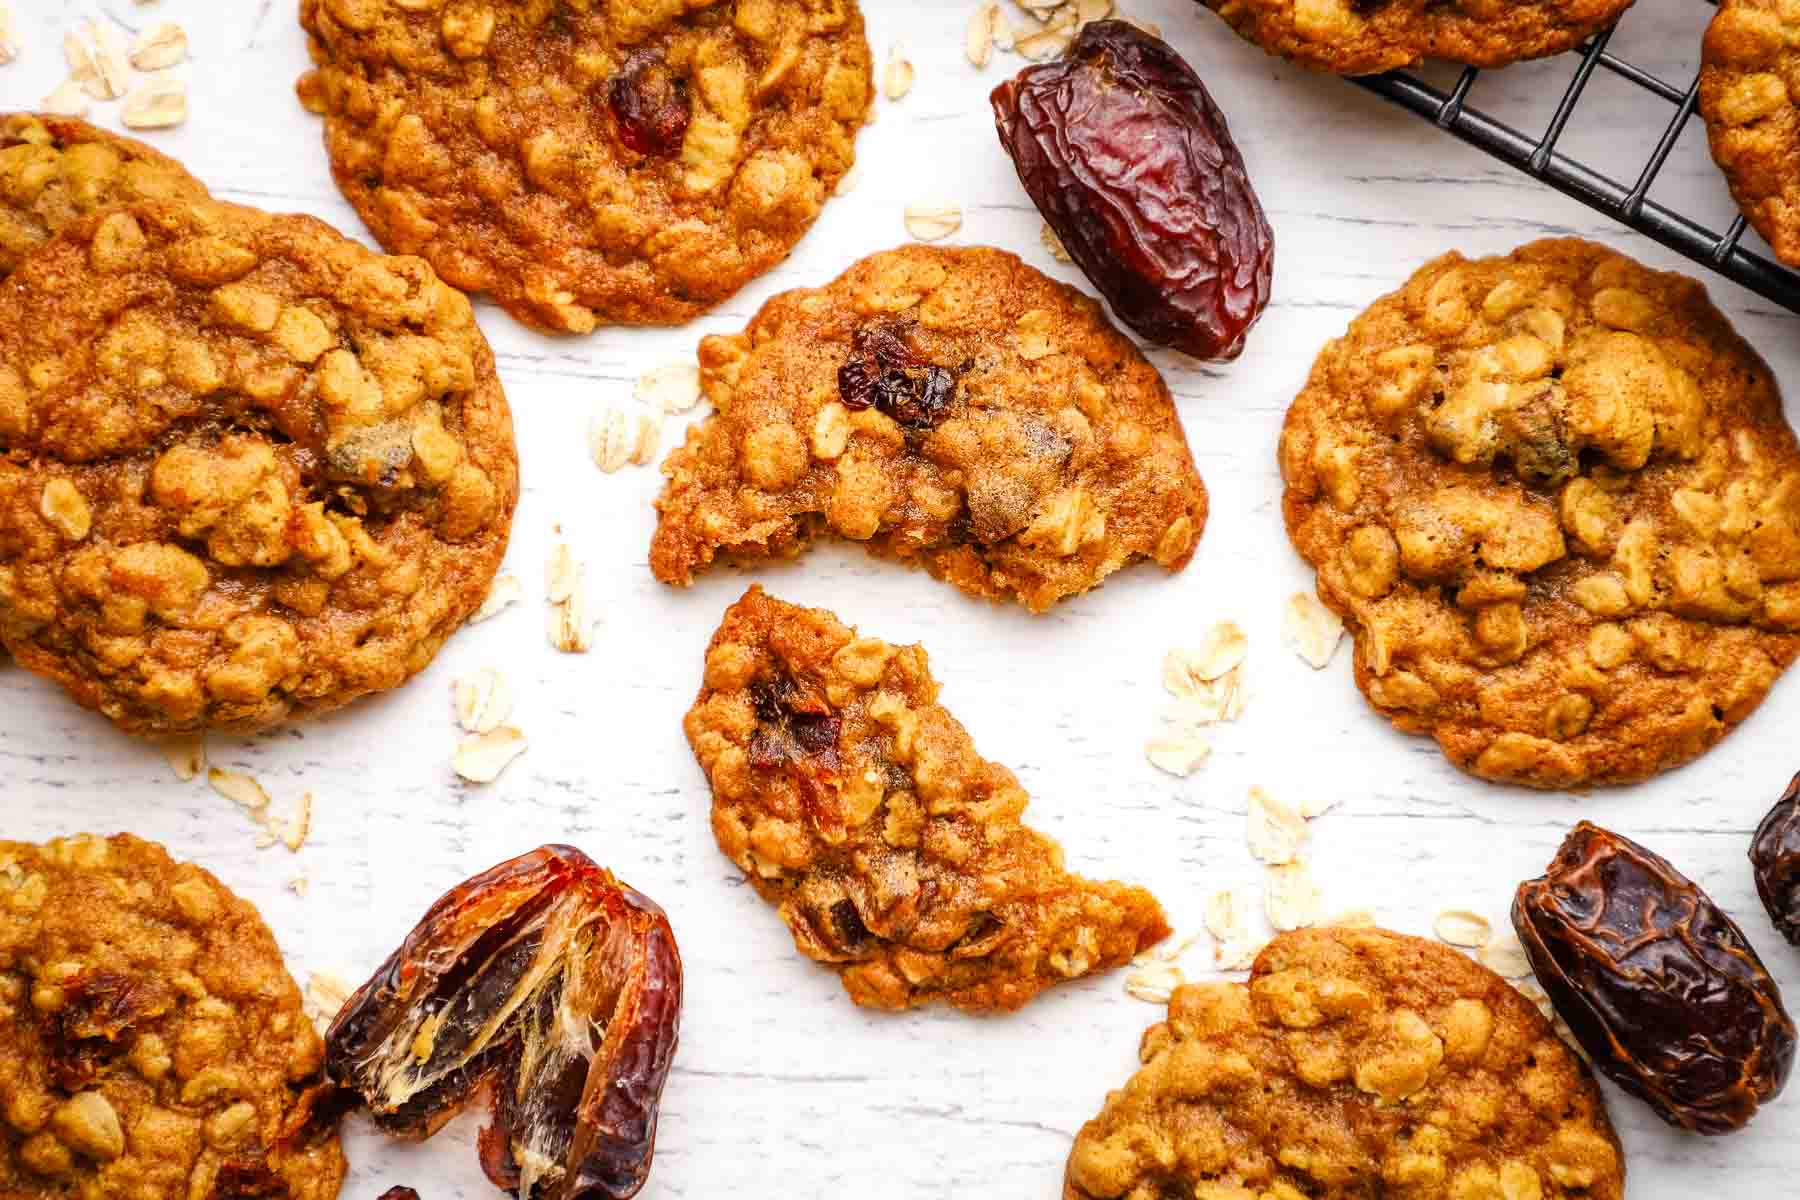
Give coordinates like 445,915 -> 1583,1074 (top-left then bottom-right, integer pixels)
3,1 -> 1797,1196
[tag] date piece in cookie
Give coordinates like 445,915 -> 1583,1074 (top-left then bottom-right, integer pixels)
1280,239 -> 1800,787
296,0 -> 872,333
685,586 -> 1170,1011
0,198 -> 519,735
652,245 -> 1209,612
0,833 -> 347,1200
1700,0 -> 1800,269
0,114 -> 208,280
1198,0 -> 1635,75
1065,925 -> 1624,1200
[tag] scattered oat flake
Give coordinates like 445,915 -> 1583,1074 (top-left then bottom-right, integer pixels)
1265,861 -> 1323,932
129,21 -> 187,70
1150,929 -> 1204,964
1014,14 -> 1074,59
452,668 -> 515,735
545,544 -> 579,604
1216,938 -> 1267,971
0,5 -> 17,65
1247,786 -> 1307,865
834,165 -> 860,197
1074,0 -> 1113,23
1282,592 -> 1345,669
452,725 -> 528,784
1163,622 -> 1247,694
122,78 -> 187,130
881,46 -> 913,100
1479,932 -> 1533,979
63,28 -> 97,80
1017,0 -> 1065,19
471,572 -> 522,622
1328,909 -> 1377,929
1204,888 -> 1250,945
78,21 -> 130,101
1040,223 -> 1071,263
1433,909 -> 1493,949
160,735 -> 205,782
965,3 -> 1001,67
589,402 -> 659,473
903,203 -> 962,242
634,363 -> 702,415
547,580 -> 595,654
208,768 -> 269,812
279,793 -> 313,852
1124,961 -> 1183,1004
303,970 -> 354,1034
1297,792 -> 1340,820
1145,731 -> 1209,777
254,831 -> 277,850
42,78 -> 90,117
289,875 -> 310,898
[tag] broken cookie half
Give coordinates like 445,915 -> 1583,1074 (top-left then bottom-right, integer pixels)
685,585 -> 1169,1011
650,245 -> 1208,612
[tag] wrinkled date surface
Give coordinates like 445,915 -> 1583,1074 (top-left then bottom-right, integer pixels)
1514,821 -> 1796,1133
991,20 -> 1273,360
609,51 -> 691,157
1753,772 -> 1800,945
836,320 -> 962,429
325,846 -> 682,1199
377,1190 -> 422,1200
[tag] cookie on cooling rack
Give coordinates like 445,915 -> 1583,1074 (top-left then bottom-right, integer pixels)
1280,238 -> 1800,788
1700,0 -> 1800,268
1063,925 -> 1624,1200
0,113 -> 207,278
685,586 -> 1170,1011
0,196 -> 518,735
296,0 -> 872,333
1198,0 -> 1637,75
0,834 -> 346,1200
651,244 -> 1209,612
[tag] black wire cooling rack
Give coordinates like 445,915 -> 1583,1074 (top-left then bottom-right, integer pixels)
1350,10 -> 1800,315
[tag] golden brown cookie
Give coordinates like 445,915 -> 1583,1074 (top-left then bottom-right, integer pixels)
685,586 -> 1170,1011
296,0 -> 872,333
1280,239 -> 1800,788
1699,0 -> 1800,268
652,245 -> 1209,612
0,114 -> 207,280
0,834 -> 346,1200
1065,926 -> 1624,1200
1199,0 -> 1634,75
0,197 -> 519,735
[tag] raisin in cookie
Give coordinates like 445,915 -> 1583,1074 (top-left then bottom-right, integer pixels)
1199,0 -> 1634,75
652,245 -> 1208,612
0,114 -> 208,281
296,0 -> 871,333
1280,239 -> 1800,788
0,834 -> 346,1200
685,586 -> 1170,1011
1066,926 -> 1623,1200
0,198 -> 518,735
1700,0 -> 1800,268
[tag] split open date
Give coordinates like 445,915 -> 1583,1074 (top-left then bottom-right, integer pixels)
323,845 -> 682,1199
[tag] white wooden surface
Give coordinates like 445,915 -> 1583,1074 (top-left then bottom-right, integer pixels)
4,1 -> 1798,1196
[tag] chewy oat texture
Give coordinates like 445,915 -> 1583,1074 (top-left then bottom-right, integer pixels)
652,245 -> 1209,612
296,0 -> 872,333
0,198 -> 519,735
1065,926 -> 1623,1200
1280,239 -> 1800,787
1199,0 -> 1635,75
1700,0 -> 1800,269
0,834 -> 346,1200
685,586 -> 1170,1011
0,113 -> 206,280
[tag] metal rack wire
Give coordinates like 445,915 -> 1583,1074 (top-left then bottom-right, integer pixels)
1351,8 -> 1800,314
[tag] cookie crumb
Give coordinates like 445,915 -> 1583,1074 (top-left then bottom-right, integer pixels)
451,725 -> 528,783
903,203 -> 962,242
1282,591 -> 1344,669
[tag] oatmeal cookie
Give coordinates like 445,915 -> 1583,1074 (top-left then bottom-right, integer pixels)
1198,0 -> 1634,75
296,0 -> 872,333
0,197 -> 518,735
1066,925 -> 1624,1200
0,833 -> 346,1200
685,586 -> 1170,1011
1280,239 -> 1800,787
0,114 -> 207,280
651,245 -> 1208,612
1699,0 -> 1800,268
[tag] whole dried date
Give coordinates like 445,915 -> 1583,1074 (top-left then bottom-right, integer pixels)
1752,772 -> 1800,945
325,846 -> 682,1199
1514,821 -> 1795,1133
991,21 -> 1273,361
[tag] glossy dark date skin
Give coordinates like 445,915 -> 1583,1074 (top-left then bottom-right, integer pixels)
1514,821 -> 1795,1134
1752,772 -> 1800,945
325,846 -> 683,1199
991,21 -> 1273,361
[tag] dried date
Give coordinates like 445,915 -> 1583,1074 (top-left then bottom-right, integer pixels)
1752,772 -> 1800,945
1514,821 -> 1795,1133
325,846 -> 683,1199
991,21 -> 1273,361
377,1190 -> 421,1200
609,51 -> 690,158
